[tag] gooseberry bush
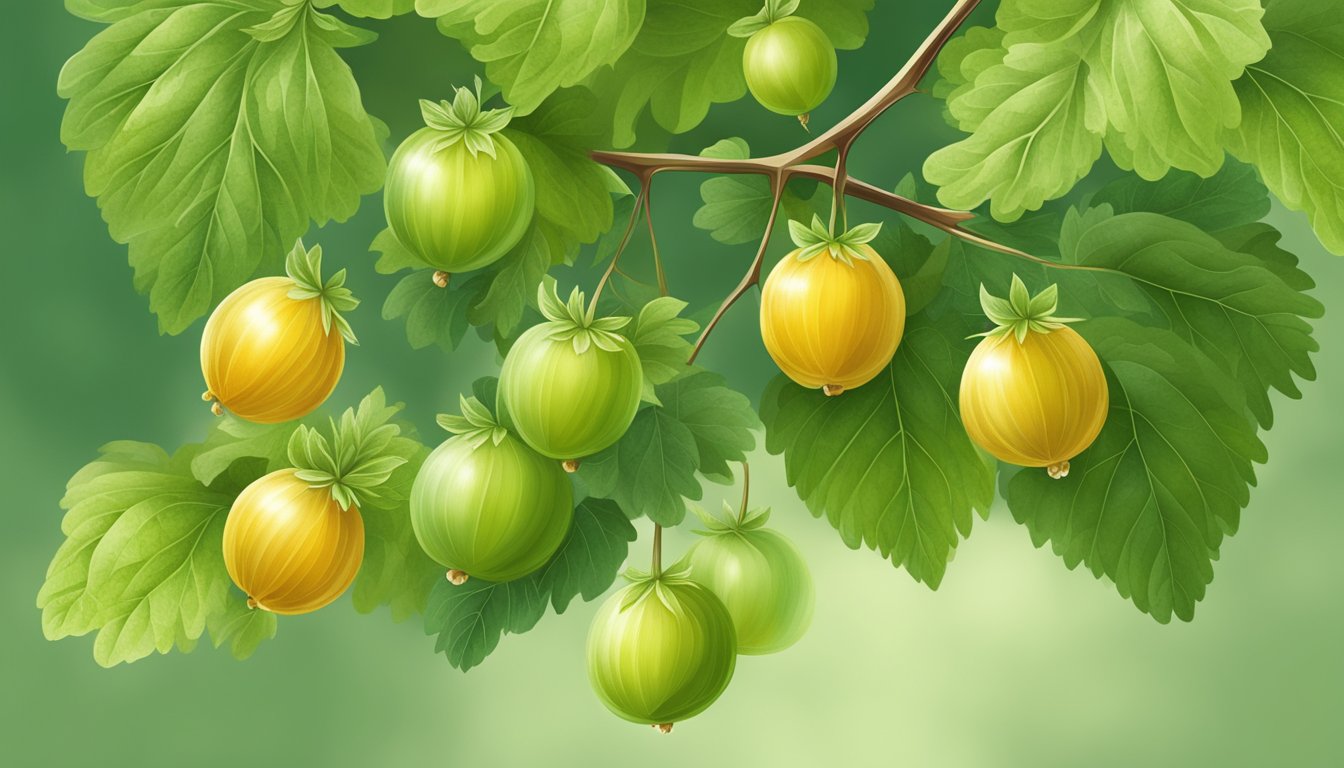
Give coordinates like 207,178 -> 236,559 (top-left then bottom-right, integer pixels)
39,0 -> 1339,731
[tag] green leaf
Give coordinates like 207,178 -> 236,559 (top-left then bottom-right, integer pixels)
1226,0 -> 1344,254
420,0 -> 645,115
207,598 -> 278,660
370,228 -> 429,274
191,418 -> 293,488
761,318 -> 994,588
37,441 -> 245,666
467,220 -> 565,338
929,0 -> 1270,220
580,370 -> 761,524
508,90 -> 617,246
593,0 -> 870,148
1059,208 -> 1323,428
1090,160 -> 1271,233
932,25 -> 1005,128
693,137 -> 827,245
578,407 -> 702,526
1006,319 -> 1266,623
627,297 -> 699,404
924,47 -> 1102,222
655,371 -> 761,484
316,0 -> 416,18
59,0 -> 386,333
1004,0 -> 1268,179
423,498 -> 635,670
532,498 -> 637,613
381,271 -> 486,351
351,430 -> 441,620
423,575 -> 547,672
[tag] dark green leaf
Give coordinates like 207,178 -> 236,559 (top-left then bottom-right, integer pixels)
423,576 -> 547,672
761,318 -> 993,588
533,498 -> 637,613
1007,319 -> 1266,622
381,271 -> 484,352
655,371 -> 761,483
1060,209 -> 1323,427
578,407 -> 701,526
1090,160 -> 1271,233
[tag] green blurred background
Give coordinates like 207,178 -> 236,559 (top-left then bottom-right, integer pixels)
3,3 -> 1342,766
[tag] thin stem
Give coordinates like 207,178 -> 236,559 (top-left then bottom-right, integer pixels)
688,172 -> 785,364
651,524 -> 663,578
645,186 -> 669,297
828,145 -> 851,235
588,183 -> 648,315
737,461 -> 750,526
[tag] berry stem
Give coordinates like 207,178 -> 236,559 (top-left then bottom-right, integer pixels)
651,524 -> 663,579
588,178 -> 649,316
738,461 -> 751,526
645,186 -> 669,298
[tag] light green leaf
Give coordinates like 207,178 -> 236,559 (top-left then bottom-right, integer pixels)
37,441 -> 243,666
760,318 -> 994,588
1090,159 -> 1271,232
627,297 -> 699,404
370,228 -> 429,274
207,598 -> 278,660
1059,208 -> 1323,428
59,0 -> 386,333
191,418 -> 293,488
1006,319 -> 1266,623
317,0 -> 416,19
924,47 -> 1102,222
420,0 -> 645,115
999,0 -> 1269,179
1226,0 -> 1344,254
933,25 -> 1006,128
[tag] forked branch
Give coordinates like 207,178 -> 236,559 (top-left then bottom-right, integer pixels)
590,0 -> 1019,360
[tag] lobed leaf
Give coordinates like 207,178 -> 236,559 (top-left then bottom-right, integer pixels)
421,0 -> 645,115
1226,0 -> 1344,255
59,0 -> 386,333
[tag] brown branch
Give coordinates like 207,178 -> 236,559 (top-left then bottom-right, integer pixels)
590,0 -> 1003,359
783,0 -> 986,163
688,173 -> 784,365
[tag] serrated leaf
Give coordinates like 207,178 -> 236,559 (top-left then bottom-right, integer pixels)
1226,0 -> 1344,255
693,136 -> 829,245
207,597 -> 278,660
59,0 -> 386,333
381,271 -> 485,352
37,442 -> 242,666
628,297 -> 699,403
933,26 -> 1006,128
1059,209 -> 1323,429
352,436 -> 441,620
421,0 -> 645,115
925,47 -> 1102,222
467,220 -> 560,337
423,576 -> 547,672
655,371 -> 761,483
578,407 -> 702,526
1090,160 -> 1271,233
761,319 -> 994,588
1006,319 -> 1266,623
532,498 -> 637,613
1000,0 -> 1269,179
508,91 -> 615,246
